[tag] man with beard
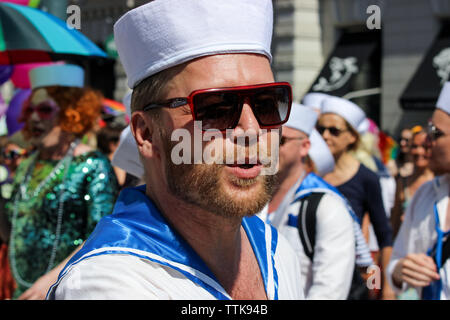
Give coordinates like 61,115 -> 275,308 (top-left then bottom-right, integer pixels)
47,0 -> 304,300
387,82 -> 450,300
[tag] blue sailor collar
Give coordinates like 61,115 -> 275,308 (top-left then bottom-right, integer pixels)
48,185 -> 279,300
293,172 -> 360,224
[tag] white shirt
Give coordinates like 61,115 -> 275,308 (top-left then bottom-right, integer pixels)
259,184 -> 356,299
387,174 -> 450,299
49,233 -> 304,300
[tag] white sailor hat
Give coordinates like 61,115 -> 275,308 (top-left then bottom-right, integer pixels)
436,82 -> 450,114
309,129 -> 335,176
111,91 -> 143,178
29,64 -> 84,90
321,96 -> 366,131
302,92 -> 330,111
114,0 -> 274,89
284,102 -> 318,136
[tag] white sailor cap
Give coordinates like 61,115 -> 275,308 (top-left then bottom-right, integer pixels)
111,91 -> 143,178
302,92 -> 330,111
436,82 -> 450,114
284,102 -> 318,136
309,129 -> 335,176
29,64 -> 84,90
321,96 -> 366,131
114,0 -> 274,89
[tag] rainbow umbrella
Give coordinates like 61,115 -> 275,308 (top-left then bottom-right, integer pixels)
99,98 -> 129,127
102,98 -> 126,117
0,0 -> 40,7
0,2 -> 107,65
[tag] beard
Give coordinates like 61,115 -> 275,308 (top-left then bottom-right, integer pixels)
162,133 -> 278,219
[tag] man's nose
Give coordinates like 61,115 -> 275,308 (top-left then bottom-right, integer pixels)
30,109 -> 40,121
234,100 -> 261,134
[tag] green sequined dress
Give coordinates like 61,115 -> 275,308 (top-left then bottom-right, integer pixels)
5,150 -> 119,298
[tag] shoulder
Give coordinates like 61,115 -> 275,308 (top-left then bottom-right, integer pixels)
357,163 -> 382,187
315,193 -> 354,227
50,253 -> 176,299
409,178 -> 435,205
73,149 -> 113,170
74,143 -> 94,157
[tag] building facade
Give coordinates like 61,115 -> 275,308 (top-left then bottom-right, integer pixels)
273,0 -> 450,136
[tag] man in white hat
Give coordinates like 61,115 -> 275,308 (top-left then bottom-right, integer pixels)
258,103 -> 373,299
47,0 -> 303,300
388,83 -> 450,300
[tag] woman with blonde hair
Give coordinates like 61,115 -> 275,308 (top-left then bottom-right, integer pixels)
0,64 -> 119,299
316,96 -> 393,299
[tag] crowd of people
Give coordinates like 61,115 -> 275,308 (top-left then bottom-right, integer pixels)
0,0 -> 449,301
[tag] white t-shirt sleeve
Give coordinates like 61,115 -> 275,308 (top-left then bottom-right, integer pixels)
306,194 -> 356,300
53,254 -> 184,300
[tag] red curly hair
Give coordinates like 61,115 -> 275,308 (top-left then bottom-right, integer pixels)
20,86 -> 103,138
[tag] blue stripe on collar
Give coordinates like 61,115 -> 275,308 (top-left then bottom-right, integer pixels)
52,185 -> 279,300
242,215 -> 279,300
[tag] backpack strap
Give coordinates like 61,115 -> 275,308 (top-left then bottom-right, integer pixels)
437,235 -> 450,268
296,192 -> 324,262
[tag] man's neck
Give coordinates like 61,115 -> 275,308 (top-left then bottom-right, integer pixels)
324,152 -> 359,186
146,183 -> 267,299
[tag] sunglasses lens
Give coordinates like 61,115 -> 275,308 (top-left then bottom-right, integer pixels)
37,106 -> 55,119
317,126 -> 342,137
253,86 -> 290,126
192,83 -> 291,131
193,92 -> 239,130
329,127 -> 341,136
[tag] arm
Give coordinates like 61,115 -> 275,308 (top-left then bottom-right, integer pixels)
364,172 -> 395,298
306,195 -> 355,299
387,192 -> 440,293
390,177 -> 405,238
0,202 -> 10,243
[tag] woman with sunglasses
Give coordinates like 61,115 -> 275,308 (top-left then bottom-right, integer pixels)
395,128 -> 414,179
391,128 -> 434,239
1,64 -> 119,300
316,96 -> 393,300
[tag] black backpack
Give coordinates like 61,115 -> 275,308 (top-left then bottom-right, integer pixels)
296,192 -> 368,299
295,192 -> 324,261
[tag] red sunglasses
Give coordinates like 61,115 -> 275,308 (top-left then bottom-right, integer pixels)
23,103 -> 58,120
143,82 -> 293,131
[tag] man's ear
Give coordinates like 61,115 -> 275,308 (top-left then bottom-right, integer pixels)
299,137 -> 311,158
131,111 -> 160,159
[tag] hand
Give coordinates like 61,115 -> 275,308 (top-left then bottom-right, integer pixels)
381,285 -> 397,300
18,272 -> 56,300
392,253 -> 440,288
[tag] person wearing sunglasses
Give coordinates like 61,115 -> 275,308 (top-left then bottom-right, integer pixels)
388,82 -> 450,300
1,64 -> 119,300
395,128 -> 415,179
47,0 -> 303,300
258,103 -> 374,299
317,96 -> 394,300
391,129 -> 434,238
